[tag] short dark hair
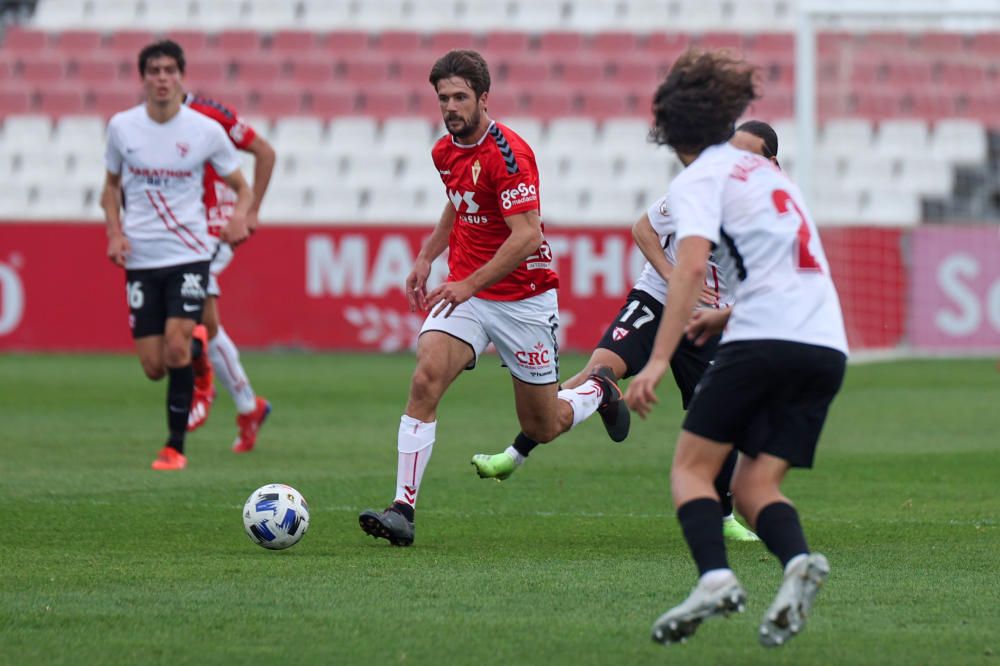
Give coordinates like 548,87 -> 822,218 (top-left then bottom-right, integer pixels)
137,40 -> 186,76
736,120 -> 779,159
650,49 -> 759,155
428,49 -> 491,98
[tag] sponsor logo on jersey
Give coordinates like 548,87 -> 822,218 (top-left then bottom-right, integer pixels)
180,273 -> 206,299
500,183 -> 537,210
438,169 -> 451,175
448,189 -> 480,214
525,241 -> 553,270
176,142 -> 190,157
229,121 -> 247,143
514,342 -> 550,368
471,159 -> 481,185
612,326 -> 629,341
128,166 -> 193,179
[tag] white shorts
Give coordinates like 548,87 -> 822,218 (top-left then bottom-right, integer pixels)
419,289 -> 560,385
207,242 -> 234,297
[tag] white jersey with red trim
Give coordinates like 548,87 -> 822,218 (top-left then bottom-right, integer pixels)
669,142 -> 848,353
105,104 -> 241,269
638,193 -> 734,309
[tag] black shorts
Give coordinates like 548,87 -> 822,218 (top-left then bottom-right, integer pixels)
124,261 -> 210,338
595,288 -> 719,408
682,340 -> 847,468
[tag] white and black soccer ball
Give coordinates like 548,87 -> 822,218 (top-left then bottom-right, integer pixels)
242,484 -> 310,550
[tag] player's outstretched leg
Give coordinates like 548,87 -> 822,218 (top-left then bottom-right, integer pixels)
651,571 -> 747,645
588,365 -> 630,442
758,553 -> 829,647
187,324 -> 215,432
233,396 -> 271,453
358,502 -> 415,547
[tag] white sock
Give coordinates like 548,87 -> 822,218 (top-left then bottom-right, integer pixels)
699,568 -> 736,588
723,514 -> 736,522
557,378 -> 604,429
208,326 -> 257,414
505,445 -> 525,465
394,415 -> 435,509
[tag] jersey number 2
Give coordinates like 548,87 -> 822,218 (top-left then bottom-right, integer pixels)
772,190 -> 822,272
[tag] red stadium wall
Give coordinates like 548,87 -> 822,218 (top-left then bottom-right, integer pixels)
0,222 -> 928,354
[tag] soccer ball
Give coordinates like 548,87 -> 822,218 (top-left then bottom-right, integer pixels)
242,484 -> 310,550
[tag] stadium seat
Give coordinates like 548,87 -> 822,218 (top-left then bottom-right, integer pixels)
506,0 -> 566,31
300,2 -> 354,30
244,0 -> 298,30
0,115 -> 52,152
37,88 -> 87,117
342,153 -> 400,187
821,119 -> 874,158
545,118 -> 599,154
859,190 -> 920,226
929,119 -> 988,164
299,184 -> 359,222
376,31 -> 425,55
184,61 -> 227,87
541,183 -> 583,223
71,58 -> 121,84
578,90 -> 631,121
562,152 -> 617,187
479,31 -> 531,57
895,159 -> 953,198
361,184 -> 436,223
500,117 -> 544,149
86,0 -> 141,30
259,183 -> 308,220
872,120 -> 930,159
0,91 -> 31,115
134,2 -> 193,30
358,86 -> 412,120
379,117 -> 435,159
32,1 -> 88,30
27,183 -> 89,219
597,117 -> 658,160
840,156 -> 896,195
618,0 -> 670,31
274,150 -> 343,188
270,31 -> 322,55
537,32 -> 585,56
589,31 -> 639,56
253,90 -> 305,118
288,59 -> 337,86
426,32 -> 478,52
309,89 -> 359,118
192,1 -> 248,31
54,30 -> 104,53
578,185 -> 644,225
810,190 -> 862,225
0,182 -> 32,218
566,1 -> 624,31
352,0 -> 407,30
272,117 -> 327,148
406,0 -> 461,31
11,152 -> 65,186
327,117 -> 380,155
20,57 -> 67,84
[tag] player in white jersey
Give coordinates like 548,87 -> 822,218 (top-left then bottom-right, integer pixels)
469,125 -> 783,543
623,51 -> 848,648
102,40 -> 253,471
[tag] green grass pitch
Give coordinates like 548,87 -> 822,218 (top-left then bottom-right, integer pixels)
1,353 -> 998,665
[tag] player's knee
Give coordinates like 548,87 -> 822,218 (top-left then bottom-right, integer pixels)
139,359 -> 165,380
409,366 -> 445,404
522,422 -> 559,443
163,338 -> 192,367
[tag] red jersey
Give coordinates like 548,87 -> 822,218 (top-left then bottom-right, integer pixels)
184,93 -> 256,236
431,121 -> 558,301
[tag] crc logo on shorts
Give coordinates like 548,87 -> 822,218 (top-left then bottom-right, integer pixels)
500,183 -> 537,210
612,326 -> 629,341
515,342 -> 550,368
180,273 -> 206,299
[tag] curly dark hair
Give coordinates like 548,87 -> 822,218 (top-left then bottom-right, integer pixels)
428,50 -> 491,98
650,49 -> 759,155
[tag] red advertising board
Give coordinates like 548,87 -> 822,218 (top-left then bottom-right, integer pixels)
0,222 -> 906,353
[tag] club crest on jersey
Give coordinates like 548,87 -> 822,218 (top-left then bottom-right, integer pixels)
471,159 -> 481,185
612,327 -> 629,341
176,142 -> 190,157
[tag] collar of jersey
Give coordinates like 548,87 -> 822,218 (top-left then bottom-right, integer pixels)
450,120 -> 495,149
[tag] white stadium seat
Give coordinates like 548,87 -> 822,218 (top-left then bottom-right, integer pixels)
0,116 -> 53,154
272,118 -> 327,149
821,119 -> 874,159
930,119 -> 988,165
327,117 -> 380,156
859,190 -> 921,226
873,120 -> 930,160
302,184 -> 361,222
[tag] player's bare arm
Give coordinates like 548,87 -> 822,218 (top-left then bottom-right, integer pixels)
219,169 -> 253,246
626,235 -> 711,418
407,203 -> 455,312
426,208 -> 543,318
101,171 -> 129,267
245,136 -> 276,234
633,214 -> 673,282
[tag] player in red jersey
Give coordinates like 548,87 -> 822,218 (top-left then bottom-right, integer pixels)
182,91 -> 275,453
358,50 -> 629,547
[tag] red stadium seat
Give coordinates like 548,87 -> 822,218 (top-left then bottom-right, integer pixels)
4,28 -> 46,52
902,93 -> 956,121
410,89 -> 444,121
164,30 -> 210,54
885,61 -> 932,85
918,32 -> 968,53
359,86 -> 411,119
394,60 -> 432,89
864,32 -> 913,50
750,33 -> 794,57
216,30 -> 262,54
0,90 -> 31,115
71,59 -> 121,84
20,58 -> 67,84
184,61 -> 227,86
522,88 -> 575,119
325,31 -> 370,55
55,31 -> 103,54
89,89 -> 143,118
0,59 -> 12,81
502,57 -> 553,84
590,32 -> 638,56
427,32 -> 478,52
481,31 -> 531,57
970,33 -> 1000,56
554,58 -> 607,85
852,92 -> 899,121
697,32 -> 746,53
817,31 -> 852,55
610,58 -> 662,87
578,89 -> 630,120
289,59 -> 337,85
253,89 -> 305,117
644,32 -> 691,56
190,85 -> 248,113
234,59 -> 282,84
537,31 -> 584,55
309,88 -> 358,119
935,62 -> 986,88
270,30 -> 320,54
340,60 -> 392,85
106,31 -> 158,55
747,91 -> 793,121
37,87 -> 87,117
965,92 -> 1000,127
377,31 -> 424,55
